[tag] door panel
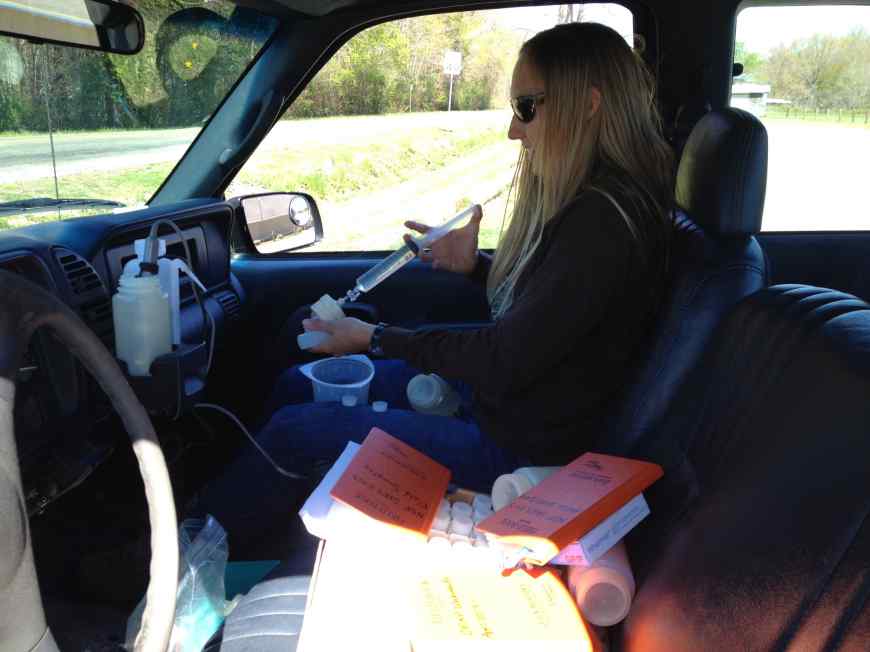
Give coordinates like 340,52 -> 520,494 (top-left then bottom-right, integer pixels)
228,254 -> 492,414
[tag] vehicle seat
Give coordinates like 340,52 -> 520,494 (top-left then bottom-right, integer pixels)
616,284 -> 870,650
596,107 -> 768,454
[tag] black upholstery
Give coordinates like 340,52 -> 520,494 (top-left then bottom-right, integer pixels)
619,285 -> 870,651
597,108 -> 768,454
675,107 -> 767,237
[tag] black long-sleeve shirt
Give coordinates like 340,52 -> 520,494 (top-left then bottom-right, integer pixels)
381,185 -> 667,464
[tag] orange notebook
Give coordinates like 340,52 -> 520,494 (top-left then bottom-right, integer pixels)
329,428 -> 451,538
476,452 -> 663,565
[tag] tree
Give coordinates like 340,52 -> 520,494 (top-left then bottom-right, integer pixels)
558,5 -> 584,24
734,41 -> 765,80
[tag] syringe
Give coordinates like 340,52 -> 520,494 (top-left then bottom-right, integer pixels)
340,204 -> 482,304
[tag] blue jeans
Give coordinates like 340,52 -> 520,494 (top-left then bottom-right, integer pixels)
196,360 -> 528,555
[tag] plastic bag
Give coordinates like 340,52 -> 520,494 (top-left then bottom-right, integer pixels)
126,515 -> 238,652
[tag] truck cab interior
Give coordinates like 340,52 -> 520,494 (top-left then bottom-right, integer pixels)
1,1 -> 869,651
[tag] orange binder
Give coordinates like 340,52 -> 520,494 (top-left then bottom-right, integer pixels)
476,452 -> 663,565
329,428 -> 451,538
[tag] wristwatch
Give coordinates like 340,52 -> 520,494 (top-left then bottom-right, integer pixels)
368,322 -> 388,357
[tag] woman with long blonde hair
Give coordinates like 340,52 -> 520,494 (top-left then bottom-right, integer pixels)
202,23 -> 675,533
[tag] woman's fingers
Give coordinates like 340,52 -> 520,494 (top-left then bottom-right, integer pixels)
404,220 -> 431,234
302,318 -> 333,333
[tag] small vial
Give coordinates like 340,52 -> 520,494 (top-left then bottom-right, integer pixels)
472,494 -> 492,513
451,501 -> 472,520
341,395 -> 358,407
438,499 -> 451,517
372,401 -> 388,413
473,507 -> 493,524
431,512 -> 450,533
449,512 -> 473,537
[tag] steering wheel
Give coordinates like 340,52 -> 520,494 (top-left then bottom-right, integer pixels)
0,270 -> 177,652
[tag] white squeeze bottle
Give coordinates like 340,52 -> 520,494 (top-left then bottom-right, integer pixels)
566,541 -> 636,626
113,263 -> 172,377
490,466 -> 561,511
406,374 -> 461,417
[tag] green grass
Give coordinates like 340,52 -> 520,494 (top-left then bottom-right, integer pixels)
234,125 -> 506,204
0,162 -> 174,206
1,112 -> 509,231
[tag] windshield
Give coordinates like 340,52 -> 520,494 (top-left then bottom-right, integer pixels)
0,1 -> 278,229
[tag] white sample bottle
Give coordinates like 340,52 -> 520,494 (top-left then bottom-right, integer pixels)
113,273 -> 172,376
566,541 -> 636,627
491,466 -> 561,511
406,374 -> 461,416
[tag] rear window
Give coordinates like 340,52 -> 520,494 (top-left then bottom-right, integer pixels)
731,5 -> 870,232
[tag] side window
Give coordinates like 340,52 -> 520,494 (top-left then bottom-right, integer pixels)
229,4 -> 633,253
731,5 -> 870,232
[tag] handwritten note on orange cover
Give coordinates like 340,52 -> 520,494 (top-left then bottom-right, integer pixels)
329,428 -> 451,538
476,452 -> 663,564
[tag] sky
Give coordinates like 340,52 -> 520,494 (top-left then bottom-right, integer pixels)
737,5 -> 870,54
490,3 -> 870,56
489,3 -> 634,42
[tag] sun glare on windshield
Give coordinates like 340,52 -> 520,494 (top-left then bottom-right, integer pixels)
0,1 -> 277,228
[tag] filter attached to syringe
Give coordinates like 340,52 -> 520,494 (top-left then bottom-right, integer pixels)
339,204 -> 482,305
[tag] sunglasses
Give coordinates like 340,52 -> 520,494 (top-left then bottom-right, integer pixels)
510,93 -> 545,123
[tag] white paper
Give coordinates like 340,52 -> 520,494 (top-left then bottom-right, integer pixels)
299,441 -> 361,540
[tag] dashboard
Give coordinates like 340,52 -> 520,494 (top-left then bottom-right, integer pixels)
0,198 -> 245,515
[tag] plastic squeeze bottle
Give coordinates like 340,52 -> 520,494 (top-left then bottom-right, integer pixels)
406,374 -> 461,416
565,541 -> 636,626
490,466 -> 561,511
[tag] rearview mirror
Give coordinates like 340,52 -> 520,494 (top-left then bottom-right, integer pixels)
238,192 -> 323,254
0,0 -> 145,54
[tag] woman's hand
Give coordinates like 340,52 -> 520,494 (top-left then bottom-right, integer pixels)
303,317 -> 375,356
404,206 -> 484,276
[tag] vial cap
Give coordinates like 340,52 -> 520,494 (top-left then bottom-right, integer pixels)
448,512 -> 473,536
372,401 -> 388,413
341,395 -> 358,407
451,501 -> 473,519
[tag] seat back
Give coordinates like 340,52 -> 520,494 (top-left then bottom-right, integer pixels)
620,285 -> 870,650
597,108 -> 768,454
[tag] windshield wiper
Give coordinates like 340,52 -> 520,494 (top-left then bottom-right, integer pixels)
0,198 -> 126,218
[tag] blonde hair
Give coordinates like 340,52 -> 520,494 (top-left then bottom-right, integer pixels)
488,22 -> 675,317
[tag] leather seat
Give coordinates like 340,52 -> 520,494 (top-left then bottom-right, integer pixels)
618,285 -> 870,650
597,107 -> 768,454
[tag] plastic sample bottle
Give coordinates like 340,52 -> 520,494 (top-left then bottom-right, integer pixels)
406,374 -> 461,416
113,273 -> 172,376
491,466 -> 561,511
566,541 -> 636,626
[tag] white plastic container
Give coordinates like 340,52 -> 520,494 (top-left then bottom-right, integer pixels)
123,238 -> 206,347
566,541 -> 636,626
406,374 -> 461,416
298,355 -> 375,404
113,273 -> 172,376
491,466 -> 561,511
311,294 -> 346,321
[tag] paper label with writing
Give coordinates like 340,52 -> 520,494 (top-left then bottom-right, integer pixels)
476,452 -> 662,562
329,428 -> 451,537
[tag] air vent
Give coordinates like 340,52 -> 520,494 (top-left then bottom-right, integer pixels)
80,297 -> 115,350
53,248 -> 114,349
216,290 -> 241,321
54,249 -> 104,297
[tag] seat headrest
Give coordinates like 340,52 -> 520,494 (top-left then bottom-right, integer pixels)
675,108 -> 767,237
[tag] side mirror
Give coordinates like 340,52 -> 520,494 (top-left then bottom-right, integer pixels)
236,192 -> 323,254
